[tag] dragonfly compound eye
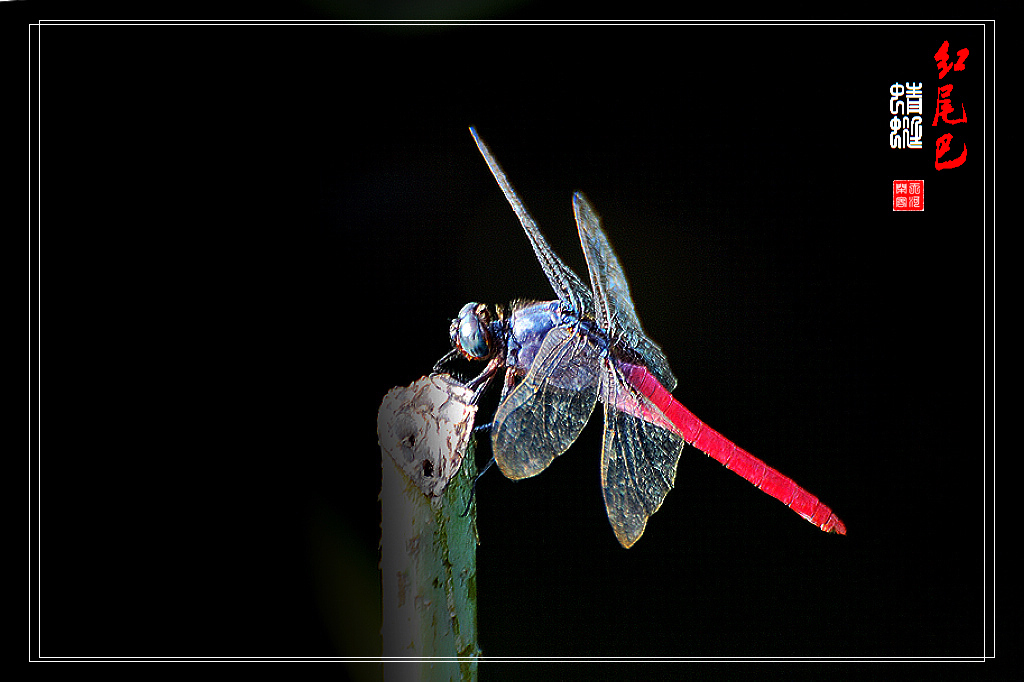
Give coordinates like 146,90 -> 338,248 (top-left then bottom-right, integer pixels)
453,302 -> 490,360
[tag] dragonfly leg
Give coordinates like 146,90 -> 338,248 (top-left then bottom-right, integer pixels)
432,347 -> 461,374
459,359 -> 521,517
461,455 -> 497,517
466,356 -> 506,402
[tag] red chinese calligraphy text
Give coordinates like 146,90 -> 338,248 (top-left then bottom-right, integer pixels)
932,84 -> 967,126
935,133 -> 967,171
934,41 -> 969,79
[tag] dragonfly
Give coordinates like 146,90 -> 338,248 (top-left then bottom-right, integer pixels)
446,127 -> 846,548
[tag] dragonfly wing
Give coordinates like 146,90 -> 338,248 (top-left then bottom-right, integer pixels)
573,192 -> 677,392
599,360 -> 684,548
492,325 -> 601,479
470,127 -> 595,317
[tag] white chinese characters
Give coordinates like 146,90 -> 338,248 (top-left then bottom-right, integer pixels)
889,82 -> 924,149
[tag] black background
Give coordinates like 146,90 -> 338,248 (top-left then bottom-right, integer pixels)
31,10 -> 1000,679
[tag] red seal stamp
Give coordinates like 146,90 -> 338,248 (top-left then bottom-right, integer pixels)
892,180 -> 924,211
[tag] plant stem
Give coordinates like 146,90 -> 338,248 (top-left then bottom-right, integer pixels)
378,375 -> 480,681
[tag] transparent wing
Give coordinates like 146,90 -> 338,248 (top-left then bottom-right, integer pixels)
599,359 -> 685,548
470,127 -> 594,318
573,192 -> 677,392
491,326 -> 600,479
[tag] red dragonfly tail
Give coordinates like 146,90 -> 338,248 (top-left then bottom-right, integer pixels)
683,412 -> 846,534
623,364 -> 846,534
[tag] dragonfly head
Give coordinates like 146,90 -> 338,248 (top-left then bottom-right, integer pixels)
450,302 -> 495,361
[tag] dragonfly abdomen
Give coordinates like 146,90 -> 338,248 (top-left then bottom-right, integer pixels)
620,362 -> 847,535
